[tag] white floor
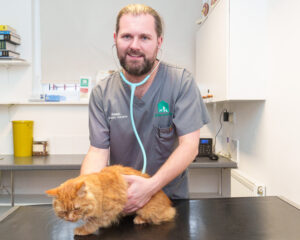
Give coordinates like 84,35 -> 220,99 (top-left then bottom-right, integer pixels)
0,194 -> 52,206
0,206 -> 12,217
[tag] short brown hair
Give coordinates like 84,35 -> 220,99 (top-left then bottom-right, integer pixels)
116,4 -> 164,38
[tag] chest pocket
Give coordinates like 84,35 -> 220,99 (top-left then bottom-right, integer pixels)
153,123 -> 177,160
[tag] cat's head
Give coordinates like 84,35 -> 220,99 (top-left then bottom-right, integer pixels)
45,179 -> 96,222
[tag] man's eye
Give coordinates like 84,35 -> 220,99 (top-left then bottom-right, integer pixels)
141,36 -> 149,40
123,35 -> 131,39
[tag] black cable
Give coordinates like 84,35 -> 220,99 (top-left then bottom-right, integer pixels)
213,109 -> 227,152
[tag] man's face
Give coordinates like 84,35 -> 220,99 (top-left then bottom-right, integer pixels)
114,14 -> 163,76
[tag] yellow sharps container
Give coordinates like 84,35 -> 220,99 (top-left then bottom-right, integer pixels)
12,120 -> 34,157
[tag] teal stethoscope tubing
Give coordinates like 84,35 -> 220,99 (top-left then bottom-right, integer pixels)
113,44 -> 162,174
119,71 -> 150,174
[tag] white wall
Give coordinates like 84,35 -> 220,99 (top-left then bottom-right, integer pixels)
40,0 -> 202,83
0,0 -> 33,101
203,0 -> 300,205
0,0 -> 203,195
0,0 -> 202,155
3,0 -> 300,206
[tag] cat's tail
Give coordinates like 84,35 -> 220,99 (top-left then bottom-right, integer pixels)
159,205 -> 176,223
134,204 -> 176,225
135,191 -> 176,225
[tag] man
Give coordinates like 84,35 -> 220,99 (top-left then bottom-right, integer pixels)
80,4 -> 209,213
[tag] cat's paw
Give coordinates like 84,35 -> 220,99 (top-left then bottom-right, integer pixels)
134,215 -> 147,224
74,226 -> 91,236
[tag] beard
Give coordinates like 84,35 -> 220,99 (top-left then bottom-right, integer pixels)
117,47 -> 158,76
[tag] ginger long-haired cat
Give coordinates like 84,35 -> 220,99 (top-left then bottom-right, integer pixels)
45,165 -> 176,235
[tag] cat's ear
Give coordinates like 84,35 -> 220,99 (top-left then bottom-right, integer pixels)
45,188 -> 58,197
76,181 -> 86,198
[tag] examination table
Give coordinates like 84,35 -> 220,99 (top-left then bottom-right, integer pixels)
0,197 -> 300,240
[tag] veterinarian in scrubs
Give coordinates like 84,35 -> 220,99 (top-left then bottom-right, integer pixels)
80,4 -> 209,213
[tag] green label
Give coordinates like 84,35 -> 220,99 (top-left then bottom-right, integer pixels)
80,78 -> 89,87
158,101 -> 169,113
155,101 -> 172,117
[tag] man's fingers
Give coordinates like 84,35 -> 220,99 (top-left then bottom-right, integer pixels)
121,175 -> 152,214
122,174 -> 136,184
123,202 -> 138,213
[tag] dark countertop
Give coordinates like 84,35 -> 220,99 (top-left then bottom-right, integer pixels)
0,154 -> 237,170
191,155 -> 237,168
0,197 -> 299,240
0,154 -> 85,170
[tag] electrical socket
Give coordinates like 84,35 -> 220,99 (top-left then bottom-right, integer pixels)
229,139 -> 239,163
215,137 -> 239,163
228,112 -> 236,123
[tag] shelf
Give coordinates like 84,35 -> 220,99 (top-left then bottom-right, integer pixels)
0,59 -> 31,68
0,100 -> 89,106
196,0 -> 221,26
196,16 -> 208,25
204,99 -> 266,104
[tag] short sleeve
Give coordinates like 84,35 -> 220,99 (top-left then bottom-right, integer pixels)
173,70 -> 210,136
88,86 -> 110,148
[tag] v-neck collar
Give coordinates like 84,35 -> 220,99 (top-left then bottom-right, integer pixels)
119,63 -> 163,107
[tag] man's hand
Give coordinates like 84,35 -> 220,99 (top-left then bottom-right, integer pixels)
122,175 -> 157,213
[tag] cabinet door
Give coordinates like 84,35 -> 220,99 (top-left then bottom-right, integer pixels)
196,0 -> 229,101
228,0 -> 267,100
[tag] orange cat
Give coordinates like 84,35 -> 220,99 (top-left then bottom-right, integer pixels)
45,165 -> 176,235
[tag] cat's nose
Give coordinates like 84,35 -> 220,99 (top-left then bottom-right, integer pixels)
67,213 -> 77,222
68,217 -> 77,222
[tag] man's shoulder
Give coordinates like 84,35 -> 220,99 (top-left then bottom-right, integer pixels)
91,71 -> 120,99
161,62 -> 185,72
161,62 -> 193,82
96,71 -> 119,87
93,71 -> 120,91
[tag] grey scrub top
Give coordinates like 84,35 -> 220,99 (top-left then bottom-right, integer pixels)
89,62 -> 210,199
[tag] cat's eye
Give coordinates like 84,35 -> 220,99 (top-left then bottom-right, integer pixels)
58,211 -> 67,216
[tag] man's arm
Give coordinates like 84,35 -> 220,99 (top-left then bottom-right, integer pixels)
150,129 -> 199,191
123,129 -> 200,213
80,146 -> 109,175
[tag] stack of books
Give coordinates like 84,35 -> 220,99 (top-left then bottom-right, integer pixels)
0,25 -> 21,60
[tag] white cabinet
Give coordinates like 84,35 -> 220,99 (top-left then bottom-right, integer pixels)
196,0 -> 267,102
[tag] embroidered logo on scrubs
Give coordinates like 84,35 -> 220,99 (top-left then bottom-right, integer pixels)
158,101 -> 169,113
108,112 -> 128,120
155,101 -> 172,117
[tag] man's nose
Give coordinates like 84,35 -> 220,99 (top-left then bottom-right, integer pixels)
130,37 -> 141,50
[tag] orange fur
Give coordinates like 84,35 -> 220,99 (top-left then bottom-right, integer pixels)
45,165 -> 176,236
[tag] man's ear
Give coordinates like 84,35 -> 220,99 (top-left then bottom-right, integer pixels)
113,32 -> 117,44
45,187 -> 58,197
157,36 -> 163,49
76,182 -> 86,198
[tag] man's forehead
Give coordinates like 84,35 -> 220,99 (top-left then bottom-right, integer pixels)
119,13 -> 156,33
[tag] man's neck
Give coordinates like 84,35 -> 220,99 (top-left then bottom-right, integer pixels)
122,60 -> 159,84
122,60 -> 160,99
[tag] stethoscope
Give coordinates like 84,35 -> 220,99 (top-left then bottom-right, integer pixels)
112,44 -> 163,174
